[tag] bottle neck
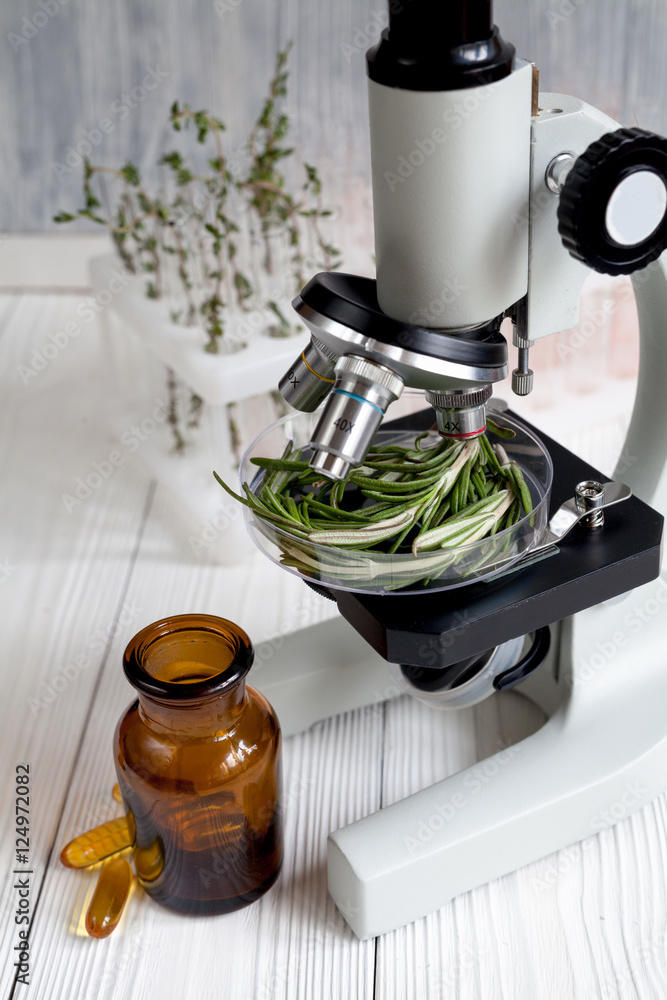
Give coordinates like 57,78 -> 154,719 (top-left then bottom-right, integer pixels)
137,679 -> 247,738
122,615 -> 255,736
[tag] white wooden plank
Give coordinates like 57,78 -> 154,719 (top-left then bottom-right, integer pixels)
374,691 -> 547,1000
374,661 -> 667,1000
0,296 -> 154,998
0,234 -> 112,290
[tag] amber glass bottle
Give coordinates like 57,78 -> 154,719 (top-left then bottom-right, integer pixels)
114,614 -> 282,915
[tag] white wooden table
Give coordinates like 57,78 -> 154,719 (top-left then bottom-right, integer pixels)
3,291 -> 667,1000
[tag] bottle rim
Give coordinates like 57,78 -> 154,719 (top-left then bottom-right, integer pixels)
123,614 -> 254,701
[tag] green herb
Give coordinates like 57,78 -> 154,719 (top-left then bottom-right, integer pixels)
486,417 -> 516,439
54,45 -> 341,452
214,425 -> 536,588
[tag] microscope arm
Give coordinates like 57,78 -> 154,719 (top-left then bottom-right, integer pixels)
622,255 -> 667,515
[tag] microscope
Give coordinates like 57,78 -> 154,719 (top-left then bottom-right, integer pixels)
242,0 -> 667,938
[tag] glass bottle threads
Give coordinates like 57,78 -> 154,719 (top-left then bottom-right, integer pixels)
114,614 -> 283,915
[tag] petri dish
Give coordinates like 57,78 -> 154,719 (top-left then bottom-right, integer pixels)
239,408 -> 553,595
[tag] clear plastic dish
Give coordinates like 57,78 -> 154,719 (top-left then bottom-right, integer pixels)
239,408 -> 553,595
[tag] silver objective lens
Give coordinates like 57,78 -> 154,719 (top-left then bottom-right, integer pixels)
425,385 -> 492,440
278,336 -> 338,412
309,355 -> 404,480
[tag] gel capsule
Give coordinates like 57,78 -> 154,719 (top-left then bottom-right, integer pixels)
60,816 -> 133,869
134,838 -> 164,883
85,857 -> 133,939
111,783 -> 122,803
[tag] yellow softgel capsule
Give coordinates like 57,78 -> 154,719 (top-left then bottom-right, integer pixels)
111,783 -> 122,803
85,857 -> 133,939
60,816 -> 133,869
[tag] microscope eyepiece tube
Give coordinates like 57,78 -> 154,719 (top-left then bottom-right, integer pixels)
308,355 -> 404,480
278,336 -> 338,413
387,0 -> 493,53
426,385 -> 492,440
367,50 -> 532,330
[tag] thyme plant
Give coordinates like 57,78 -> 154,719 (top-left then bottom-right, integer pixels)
55,45 -> 341,451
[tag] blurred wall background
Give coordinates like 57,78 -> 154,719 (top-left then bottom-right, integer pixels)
2,0 -> 667,238
1,0 -> 665,452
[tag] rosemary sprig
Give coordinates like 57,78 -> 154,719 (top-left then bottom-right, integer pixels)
214,425 -> 536,589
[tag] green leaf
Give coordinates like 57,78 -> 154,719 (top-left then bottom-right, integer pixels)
120,162 -> 141,186
307,509 -> 415,547
160,151 -> 183,170
412,492 -> 513,554
487,417 -> 516,439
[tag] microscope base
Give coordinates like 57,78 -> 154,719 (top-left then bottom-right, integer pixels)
250,615 -> 402,737
327,579 -> 667,938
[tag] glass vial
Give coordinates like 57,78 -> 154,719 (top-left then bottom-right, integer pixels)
114,614 -> 283,915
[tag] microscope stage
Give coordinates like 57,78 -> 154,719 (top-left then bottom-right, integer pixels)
328,409 -> 664,669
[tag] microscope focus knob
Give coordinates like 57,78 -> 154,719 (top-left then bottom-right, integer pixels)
557,127 -> 667,276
